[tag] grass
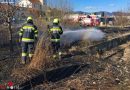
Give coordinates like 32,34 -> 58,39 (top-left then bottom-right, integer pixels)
28,32 -> 52,70
12,31 -> 55,83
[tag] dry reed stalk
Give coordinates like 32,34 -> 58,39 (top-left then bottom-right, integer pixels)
28,32 -> 52,70
12,32 -> 53,82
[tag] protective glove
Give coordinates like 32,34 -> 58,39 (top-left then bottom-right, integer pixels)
19,36 -> 22,43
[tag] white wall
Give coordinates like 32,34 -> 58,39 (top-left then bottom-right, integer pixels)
18,0 -> 32,8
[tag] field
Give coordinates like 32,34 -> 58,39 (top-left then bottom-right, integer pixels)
0,26 -> 130,90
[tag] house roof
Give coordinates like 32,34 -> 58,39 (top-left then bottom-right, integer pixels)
29,0 -> 41,3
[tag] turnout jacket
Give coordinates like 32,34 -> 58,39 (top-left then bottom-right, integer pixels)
19,23 -> 38,42
49,25 -> 63,42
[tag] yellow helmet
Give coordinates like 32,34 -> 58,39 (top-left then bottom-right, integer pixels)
27,16 -> 33,21
53,18 -> 59,24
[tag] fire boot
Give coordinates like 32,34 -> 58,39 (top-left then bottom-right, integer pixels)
58,51 -> 62,60
21,60 -> 26,64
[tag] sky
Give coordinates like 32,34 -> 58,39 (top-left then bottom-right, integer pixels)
70,0 -> 129,12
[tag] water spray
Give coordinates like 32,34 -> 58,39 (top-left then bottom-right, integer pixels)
61,27 -> 105,46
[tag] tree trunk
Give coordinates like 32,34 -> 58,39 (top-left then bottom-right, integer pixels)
8,17 -> 14,52
7,0 -> 14,52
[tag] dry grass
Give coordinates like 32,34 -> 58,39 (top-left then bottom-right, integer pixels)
65,78 -> 85,90
12,67 -> 39,83
121,46 -> 130,63
34,17 -> 48,32
12,32 -> 54,83
61,19 -> 81,29
28,32 -> 52,70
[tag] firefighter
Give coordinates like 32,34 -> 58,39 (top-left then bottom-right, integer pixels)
49,18 -> 63,58
19,16 -> 38,64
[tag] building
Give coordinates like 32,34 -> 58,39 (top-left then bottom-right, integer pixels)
18,0 -> 33,8
0,0 -> 17,5
18,0 -> 47,11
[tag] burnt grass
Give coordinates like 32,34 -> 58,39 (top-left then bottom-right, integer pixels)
0,27 -> 130,90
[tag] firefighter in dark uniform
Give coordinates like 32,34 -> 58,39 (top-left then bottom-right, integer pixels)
49,18 -> 63,58
19,16 -> 38,64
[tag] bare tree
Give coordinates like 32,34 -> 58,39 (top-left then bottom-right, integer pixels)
0,1 -> 19,52
45,0 -> 73,21
114,11 -> 129,27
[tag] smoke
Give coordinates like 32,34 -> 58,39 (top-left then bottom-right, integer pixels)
61,28 -> 105,46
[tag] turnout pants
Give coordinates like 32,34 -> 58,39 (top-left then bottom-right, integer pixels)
22,42 -> 34,62
51,41 -> 60,54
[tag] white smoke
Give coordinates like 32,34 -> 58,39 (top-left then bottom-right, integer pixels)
61,28 -> 105,46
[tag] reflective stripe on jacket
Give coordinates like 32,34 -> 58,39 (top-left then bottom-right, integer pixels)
51,39 -> 60,42
19,23 -> 38,42
49,25 -> 63,42
50,27 -> 61,32
49,26 -> 63,35
22,38 -> 34,42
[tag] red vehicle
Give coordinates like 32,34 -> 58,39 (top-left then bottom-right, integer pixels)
79,17 -> 93,26
65,14 -> 100,27
90,14 -> 100,26
78,15 -> 100,27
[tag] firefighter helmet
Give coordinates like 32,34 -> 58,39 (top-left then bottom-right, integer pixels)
27,16 -> 33,21
53,18 -> 59,24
